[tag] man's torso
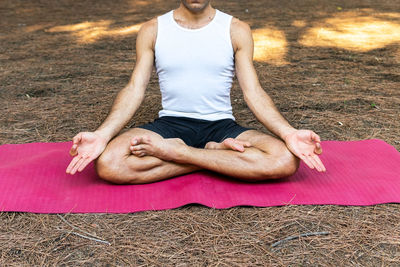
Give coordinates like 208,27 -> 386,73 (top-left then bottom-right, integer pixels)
155,9 -> 235,121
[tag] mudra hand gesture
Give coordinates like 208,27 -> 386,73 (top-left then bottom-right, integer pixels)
284,130 -> 326,172
66,132 -> 108,175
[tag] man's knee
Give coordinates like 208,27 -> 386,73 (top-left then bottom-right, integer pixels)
276,148 -> 300,177
256,146 -> 300,180
95,151 -> 123,184
95,149 -> 140,184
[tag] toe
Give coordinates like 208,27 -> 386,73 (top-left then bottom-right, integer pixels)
131,137 -> 139,145
243,141 -> 251,147
205,141 -> 218,149
222,138 -> 234,146
233,143 -> 245,152
223,138 -> 245,152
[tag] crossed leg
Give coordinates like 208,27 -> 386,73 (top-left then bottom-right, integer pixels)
95,128 -> 300,184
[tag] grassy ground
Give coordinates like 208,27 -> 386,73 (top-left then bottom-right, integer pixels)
1,0 -> 399,265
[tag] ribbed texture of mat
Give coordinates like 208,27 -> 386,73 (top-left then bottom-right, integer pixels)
0,140 -> 399,213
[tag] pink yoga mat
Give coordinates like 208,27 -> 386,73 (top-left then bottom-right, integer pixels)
0,140 -> 399,213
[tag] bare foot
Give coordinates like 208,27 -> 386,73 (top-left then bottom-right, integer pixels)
129,135 -> 187,161
205,138 -> 251,152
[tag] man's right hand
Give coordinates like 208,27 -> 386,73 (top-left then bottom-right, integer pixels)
66,132 -> 108,175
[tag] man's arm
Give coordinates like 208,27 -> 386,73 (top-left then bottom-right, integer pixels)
66,19 -> 157,174
231,19 -> 295,140
95,18 -> 157,141
231,19 -> 325,172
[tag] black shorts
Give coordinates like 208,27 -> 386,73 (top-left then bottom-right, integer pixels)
138,116 -> 251,148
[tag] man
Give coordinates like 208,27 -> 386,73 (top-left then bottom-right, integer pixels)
66,0 -> 326,184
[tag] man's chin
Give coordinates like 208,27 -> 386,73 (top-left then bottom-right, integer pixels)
189,6 -> 205,12
182,0 -> 210,13
187,5 -> 205,12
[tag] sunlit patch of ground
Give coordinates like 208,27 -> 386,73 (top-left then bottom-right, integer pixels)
44,9 -> 400,57
2,1 -> 400,266
25,23 -> 54,33
396,47 -> 400,63
46,20 -> 142,43
252,27 -> 289,65
299,10 -> 400,52
292,20 -> 307,28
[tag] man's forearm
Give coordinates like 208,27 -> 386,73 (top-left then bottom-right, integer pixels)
244,87 -> 297,141
95,84 -> 145,142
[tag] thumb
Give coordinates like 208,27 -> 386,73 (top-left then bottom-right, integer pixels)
311,132 -> 321,143
70,133 -> 82,156
69,145 -> 78,156
72,133 -> 83,144
314,142 -> 323,155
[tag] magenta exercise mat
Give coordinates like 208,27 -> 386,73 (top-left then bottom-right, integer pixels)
0,140 -> 399,213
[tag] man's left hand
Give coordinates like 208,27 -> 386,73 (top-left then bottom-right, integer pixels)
284,130 -> 326,172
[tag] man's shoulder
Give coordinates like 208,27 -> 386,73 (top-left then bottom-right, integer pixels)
139,17 -> 158,35
217,9 -> 250,31
230,17 -> 251,34
230,17 -> 252,51
136,18 -> 158,50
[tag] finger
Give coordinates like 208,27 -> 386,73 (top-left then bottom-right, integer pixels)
72,133 -> 83,145
77,156 -> 93,172
66,156 -> 81,174
70,133 -> 83,157
69,146 -> 78,157
311,132 -> 321,143
307,155 -> 322,172
70,156 -> 84,175
314,142 -> 323,155
299,155 -> 315,170
74,156 -> 88,173
312,154 -> 326,172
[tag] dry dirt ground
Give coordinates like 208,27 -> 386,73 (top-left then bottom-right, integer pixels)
1,0 -> 400,266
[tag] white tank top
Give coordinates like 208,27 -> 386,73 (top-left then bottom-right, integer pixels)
155,9 -> 235,121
